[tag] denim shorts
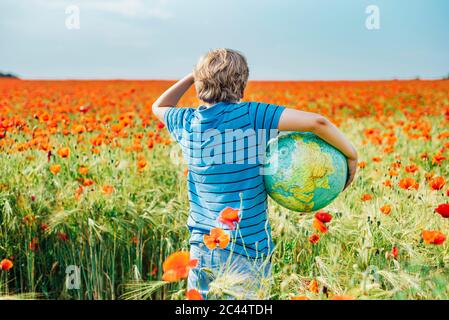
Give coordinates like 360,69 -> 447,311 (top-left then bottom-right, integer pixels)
187,243 -> 272,300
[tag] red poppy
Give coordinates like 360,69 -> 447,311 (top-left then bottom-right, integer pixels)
72,124 -> 86,134
57,147 -> 70,158
22,214 -> 36,226
315,211 -> 332,223
380,205 -> 392,215
150,266 -> 158,276
137,159 -> 147,171
422,230 -> 446,245
186,289 -> 204,300
435,204 -> 449,218
0,258 -> 13,271
432,153 -> 446,166
383,179 -> 392,188
29,237 -> 39,251
390,246 -> 398,259
309,233 -> 320,244
102,185 -> 114,194
162,251 -> 198,282
438,131 -> 449,139
361,194 -> 373,201
429,176 -> 446,191
203,228 -> 230,250
398,178 -> 419,190
389,169 -> 398,177
83,178 -> 94,187
405,164 -> 418,173
57,231 -> 68,242
50,164 -> 61,175
79,166 -> 89,175
312,218 -> 328,233
308,280 -> 319,293
217,207 -> 240,230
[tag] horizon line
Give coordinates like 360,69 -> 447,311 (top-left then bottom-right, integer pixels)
2,76 -> 448,82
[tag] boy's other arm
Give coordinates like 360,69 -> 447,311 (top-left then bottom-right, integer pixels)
152,73 -> 195,123
278,109 -> 358,189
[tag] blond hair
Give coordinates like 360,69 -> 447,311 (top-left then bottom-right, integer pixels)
193,49 -> 249,104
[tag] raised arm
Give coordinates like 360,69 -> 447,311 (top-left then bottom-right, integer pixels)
278,109 -> 358,189
152,73 -> 195,123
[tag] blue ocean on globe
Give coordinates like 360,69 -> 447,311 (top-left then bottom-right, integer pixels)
263,132 -> 348,212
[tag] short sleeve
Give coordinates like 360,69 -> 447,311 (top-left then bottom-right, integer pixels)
163,107 -> 192,143
248,102 -> 285,142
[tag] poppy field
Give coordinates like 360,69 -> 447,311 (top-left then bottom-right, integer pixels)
0,79 -> 448,300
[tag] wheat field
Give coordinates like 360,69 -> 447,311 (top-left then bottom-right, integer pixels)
0,79 -> 448,300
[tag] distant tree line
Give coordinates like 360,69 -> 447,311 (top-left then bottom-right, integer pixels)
0,71 -> 19,78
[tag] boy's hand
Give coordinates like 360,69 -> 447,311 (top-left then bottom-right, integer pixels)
344,157 -> 358,191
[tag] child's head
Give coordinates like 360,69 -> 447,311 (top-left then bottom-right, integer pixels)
193,48 -> 249,105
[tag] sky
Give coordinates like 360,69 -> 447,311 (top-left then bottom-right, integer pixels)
0,0 -> 448,80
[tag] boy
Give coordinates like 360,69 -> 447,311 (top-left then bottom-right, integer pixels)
152,49 -> 358,299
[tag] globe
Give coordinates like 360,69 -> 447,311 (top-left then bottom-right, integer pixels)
263,132 -> 348,212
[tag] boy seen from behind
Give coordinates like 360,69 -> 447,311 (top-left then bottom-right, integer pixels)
152,49 -> 358,299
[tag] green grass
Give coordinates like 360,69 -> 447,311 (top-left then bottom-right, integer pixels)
1,112 -> 448,300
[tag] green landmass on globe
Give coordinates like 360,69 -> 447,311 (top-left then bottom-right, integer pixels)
263,132 -> 348,212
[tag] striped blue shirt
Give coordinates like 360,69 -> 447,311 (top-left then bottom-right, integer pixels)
165,101 -> 285,259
